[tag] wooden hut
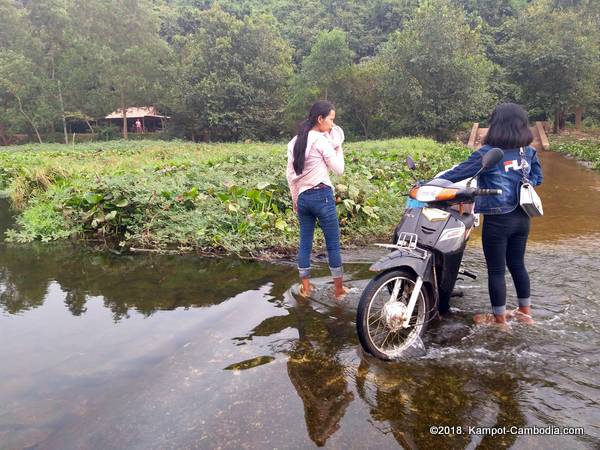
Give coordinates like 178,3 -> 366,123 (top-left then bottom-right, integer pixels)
103,106 -> 169,133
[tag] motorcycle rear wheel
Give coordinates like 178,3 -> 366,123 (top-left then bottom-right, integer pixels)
357,269 -> 433,360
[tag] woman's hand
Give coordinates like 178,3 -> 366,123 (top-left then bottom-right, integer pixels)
327,125 -> 344,149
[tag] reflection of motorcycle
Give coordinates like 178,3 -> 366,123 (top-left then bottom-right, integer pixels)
356,148 -> 504,360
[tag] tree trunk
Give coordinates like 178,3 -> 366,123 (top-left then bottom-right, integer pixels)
57,79 -> 68,144
121,91 -> 128,140
575,106 -> 583,130
357,115 -> 368,139
15,93 -> 42,143
553,110 -> 560,134
0,124 -> 9,146
50,56 -> 69,144
85,120 -> 94,134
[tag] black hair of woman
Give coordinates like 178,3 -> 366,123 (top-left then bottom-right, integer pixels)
484,103 -> 534,149
293,100 -> 335,175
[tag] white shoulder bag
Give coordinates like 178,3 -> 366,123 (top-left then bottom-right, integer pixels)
519,147 -> 543,217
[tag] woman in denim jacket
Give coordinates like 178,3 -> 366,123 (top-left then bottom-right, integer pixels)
439,103 -> 543,326
286,100 -> 349,299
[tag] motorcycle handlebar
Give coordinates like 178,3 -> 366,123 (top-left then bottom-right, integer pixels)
473,188 -> 502,196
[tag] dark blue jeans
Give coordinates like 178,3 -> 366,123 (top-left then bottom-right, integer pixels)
482,207 -> 531,315
297,185 -> 343,278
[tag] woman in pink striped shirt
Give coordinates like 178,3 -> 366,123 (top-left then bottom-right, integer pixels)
286,100 -> 348,299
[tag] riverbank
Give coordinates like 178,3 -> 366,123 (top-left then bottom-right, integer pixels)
0,138 -> 470,256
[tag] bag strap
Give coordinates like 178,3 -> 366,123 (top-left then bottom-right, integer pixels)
519,147 -> 531,184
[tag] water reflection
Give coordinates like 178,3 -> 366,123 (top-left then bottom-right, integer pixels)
355,358 -> 528,449
0,242 -> 293,319
242,295 -> 355,446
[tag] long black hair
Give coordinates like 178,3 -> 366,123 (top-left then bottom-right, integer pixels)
293,100 -> 334,175
484,103 -> 533,149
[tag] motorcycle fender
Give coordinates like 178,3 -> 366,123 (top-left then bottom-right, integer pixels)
369,250 -> 433,283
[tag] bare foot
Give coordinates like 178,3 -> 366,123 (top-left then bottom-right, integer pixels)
513,309 -> 534,325
298,282 -> 315,298
473,313 -> 495,325
473,313 -> 511,331
435,310 -> 451,322
335,286 -> 350,300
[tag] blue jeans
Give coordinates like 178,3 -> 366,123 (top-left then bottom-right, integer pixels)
297,185 -> 343,279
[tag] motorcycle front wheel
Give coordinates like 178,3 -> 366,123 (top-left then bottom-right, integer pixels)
357,269 -> 433,360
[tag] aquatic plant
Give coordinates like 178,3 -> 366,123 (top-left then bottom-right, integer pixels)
0,139 -> 470,255
551,140 -> 600,170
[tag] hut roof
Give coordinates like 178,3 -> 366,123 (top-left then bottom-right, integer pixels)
105,106 -> 168,119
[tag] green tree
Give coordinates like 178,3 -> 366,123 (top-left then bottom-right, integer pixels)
171,5 -> 293,141
362,0 -> 419,55
500,0 -> 600,131
0,1 -> 24,142
286,29 -> 354,128
0,0 -> 29,51
73,0 -> 172,139
268,0 -> 331,64
454,0 -> 526,27
335,59 -> 385,139
0,50 -> 50,143
299,29 -> 354,101
26,0 -> 74,143
0,0 -> 52,143
376,0 -> 495,138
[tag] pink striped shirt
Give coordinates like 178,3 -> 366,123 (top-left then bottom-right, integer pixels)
286,127 -> 345,208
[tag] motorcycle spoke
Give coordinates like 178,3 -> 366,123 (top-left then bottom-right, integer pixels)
388,331 -> 401,349
369,321 -> 386,335
371,320 -> 387,340
372,331 -> 389,345
368,304 -> 385,326
365,274 -> 428,356
379,330 -> 393,349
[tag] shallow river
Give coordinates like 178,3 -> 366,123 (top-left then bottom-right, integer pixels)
0,151 -> 599,449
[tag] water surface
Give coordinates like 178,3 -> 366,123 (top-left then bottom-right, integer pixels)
0,150 -> 599,449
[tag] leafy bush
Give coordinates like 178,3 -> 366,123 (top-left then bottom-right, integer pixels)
0,138 -> 471,255
95,124 -> 121,141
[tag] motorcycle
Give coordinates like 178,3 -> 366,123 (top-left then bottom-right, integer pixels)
356,148 -> 505,360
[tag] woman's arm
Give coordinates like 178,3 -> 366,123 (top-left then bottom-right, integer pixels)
530,149 -> 543,186
319,136 -> 345,175
286,140 -> 300,211
328,125 -> 344,150
437,150 -> 483,182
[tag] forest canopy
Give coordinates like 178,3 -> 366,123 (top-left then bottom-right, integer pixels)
0,0 -> 598,143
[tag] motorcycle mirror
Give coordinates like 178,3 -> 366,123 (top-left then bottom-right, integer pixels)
406,156 -> 416,171
466,147 -> 505,188
482,147 -> 504,169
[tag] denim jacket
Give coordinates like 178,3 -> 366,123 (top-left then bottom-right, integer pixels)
439,145 -> 543,215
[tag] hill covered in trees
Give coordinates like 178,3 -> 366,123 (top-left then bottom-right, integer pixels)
1,0 -> 599,143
